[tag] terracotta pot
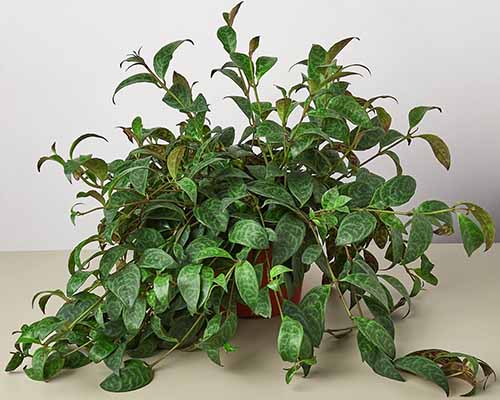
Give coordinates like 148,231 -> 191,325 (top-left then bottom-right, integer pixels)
236,248 -> 302,318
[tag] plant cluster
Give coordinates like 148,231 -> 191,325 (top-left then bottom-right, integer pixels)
5,2 -> 496,396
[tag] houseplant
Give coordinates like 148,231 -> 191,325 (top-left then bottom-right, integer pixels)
5,2 -> 496,395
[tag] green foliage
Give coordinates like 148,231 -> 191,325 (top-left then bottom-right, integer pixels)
7,2 -> 495,396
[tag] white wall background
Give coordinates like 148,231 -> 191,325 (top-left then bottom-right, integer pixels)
1,0 -> 499,251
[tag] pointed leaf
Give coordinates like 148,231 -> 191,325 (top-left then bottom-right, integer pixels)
416,134 -> 450,170
178,177 -> 197,204
255,56 -> 277,81
354,316 -> 395,359
228,219 -> 269,249
336,211 -> 377,246
273,213 -> 306,265
458,214 -> 484,256
288,172 -> 313,207
408,106 -> 442,130
100,359 -> 153,393
177,264 -> 202,315
112,73 -> 157,104
395,355 -> 449,395
403,214 -> 433,264
278,316 -> 304,362
107,263 -> 141,308
153,39 -> 193,79
235,260 -> 259,309
342,273 -> 389,309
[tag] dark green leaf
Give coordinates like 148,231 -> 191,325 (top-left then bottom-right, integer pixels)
66,271 -> 92,296
104,342 -> 127,374
255,287 -> 272,318
100,359 -> 153,392
357,332 -> 404,381
408,106 -> 442,130
235,260 -> 259,309
177,264 -> 202,315
89,338 -> 117,363
248,180 -> 295,206
24,347 -> 51,381
153,39 -> 193,79
377,175 -> 416,207
328,95 -> 371,128
336,211 -> 377,246
107,263 -> 141,308
395,355 -> 449,395
230,52 -> 254,82
5,352 -> 24,372
459,202 -> 496,251
112,73 -> 157,104
341,273 -> 388,309
191,247 -> 233,262
278,316 -> 304,362
403,215 -> 433,264
255,56 -> 277,81
273,213 -> 306,265
153,274 -> 171,305
288,172 -> 313,207
225,96 -> 253,120
458,214 -> 484,256
217,25 -> 237,53
301,244 -> 322,264
255,120 -> 284,143
229,219 -> 269,249
354,316 -> 395,359
139,248 -> 176,271
178,177 -> 197,204
194,198 -> 229,233
99,246 -> 127,279
122,296 -> 146,332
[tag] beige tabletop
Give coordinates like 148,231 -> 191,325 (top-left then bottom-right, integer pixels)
0,243 -> 499,399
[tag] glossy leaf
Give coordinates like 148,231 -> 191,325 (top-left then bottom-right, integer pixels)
230,52 -> 254,82
288,172 -> 313,207
301,244 -> 322,264
167,145 -> 185,179
328,95 -> 371,128
459,202 -> 495,250
377,175 -> 416,207
408,106 -> 442,130
458,214 -> 484,256
278,316 -> 304,362
107,263 -> 141,308
342,273 -> 389,309
255,56 -> 277,81
235,260 -> 259,309
229,219 -> 269,249
139,248 -> 176,270
66,271 -> 92,296
112,73 -> 157,104
403,214 -> 433,264
153,39 -> 193,79
273,213 -> 306,265
100,359 -> 153,392
217,25 -> 237,53
194,198 -> 229,233
178,177 -> 197,204
177,264 -> 202,315
395,356 -> 449,395
336,211 -> 377,246
354,316 -> 395,359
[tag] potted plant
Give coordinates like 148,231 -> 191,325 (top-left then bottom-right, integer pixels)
5,2 -> 496,396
